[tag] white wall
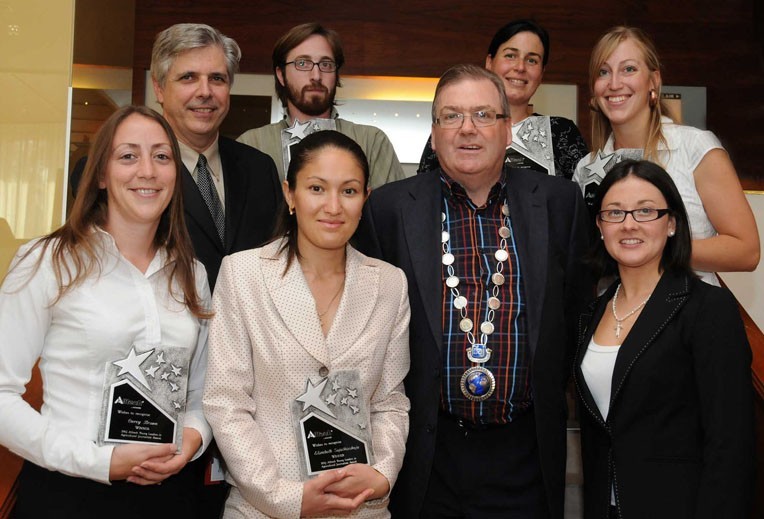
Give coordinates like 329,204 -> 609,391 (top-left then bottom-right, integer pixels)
719,193 -> 764,331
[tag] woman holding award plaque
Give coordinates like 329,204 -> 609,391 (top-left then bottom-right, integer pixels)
0,106 -> 212,517
204,130 -> 410,518
573,160 -> 753,518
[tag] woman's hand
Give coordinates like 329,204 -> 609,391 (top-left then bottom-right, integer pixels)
127,428 -> 202,485
323,463 -> 390,500
109,442 -> 176,482
300,469 -> 373,517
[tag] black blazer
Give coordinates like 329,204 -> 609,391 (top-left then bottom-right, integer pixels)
181,136 -> 281,289
355,167 -> 591,518
573,272 -> 754,519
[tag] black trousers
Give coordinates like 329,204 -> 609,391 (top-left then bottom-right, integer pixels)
420,410 -> 549,519
12,461 -> 200,519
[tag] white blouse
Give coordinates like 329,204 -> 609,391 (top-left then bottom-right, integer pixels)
580,339 -> 621,421
0,229 -> 211,484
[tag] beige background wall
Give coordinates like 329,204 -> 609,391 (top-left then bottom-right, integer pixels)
0,0 -> 74,275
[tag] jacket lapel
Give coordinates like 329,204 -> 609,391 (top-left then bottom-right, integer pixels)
181,164 -> 223,252
219,137 -> 250,253
402,172 -> 443,351
326,247 -> 379,363
609,272 -> 691,405
574,285 -> 615,427
261,243 -> 329,366
505,168 -> 547,359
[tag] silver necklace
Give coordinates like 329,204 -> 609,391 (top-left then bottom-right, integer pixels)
317,280 -> 344,325
441,202 -> 511,401
611,283 -> 650,338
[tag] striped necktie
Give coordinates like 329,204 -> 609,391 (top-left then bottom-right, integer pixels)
195,154 -> 225,244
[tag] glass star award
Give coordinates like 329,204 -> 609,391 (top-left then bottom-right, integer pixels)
280,118 -> 337,174
98,345 -> 190,450
291,370 -> 373,480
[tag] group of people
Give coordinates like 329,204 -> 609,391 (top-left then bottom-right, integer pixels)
0,16 -> 758,519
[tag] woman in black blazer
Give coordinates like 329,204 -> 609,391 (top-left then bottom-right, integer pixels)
573,159 -> 754,519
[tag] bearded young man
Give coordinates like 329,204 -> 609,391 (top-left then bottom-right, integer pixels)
238,23 -> 405,189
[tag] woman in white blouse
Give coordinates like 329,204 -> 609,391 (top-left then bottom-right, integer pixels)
573,26 -> 759,285
0,106 -> 211,517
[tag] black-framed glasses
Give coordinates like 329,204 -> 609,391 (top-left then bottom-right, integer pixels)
284,59 -> 337,73
435,110 -> 507,128
598,208 -> 671,223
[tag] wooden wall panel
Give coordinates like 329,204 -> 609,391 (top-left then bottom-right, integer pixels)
134,0 -> 763,187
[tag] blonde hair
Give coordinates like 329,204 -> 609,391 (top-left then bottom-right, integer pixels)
588,26 -> 669,162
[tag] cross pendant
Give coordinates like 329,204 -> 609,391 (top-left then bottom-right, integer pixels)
614,322 -> 622,339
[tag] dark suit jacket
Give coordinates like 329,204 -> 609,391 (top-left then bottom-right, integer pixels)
355,168 -> 591,518
573,272 -> 754,519
182,136 -> 281,289
69,137 -> 281,289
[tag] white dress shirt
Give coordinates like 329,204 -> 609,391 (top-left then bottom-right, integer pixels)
574,117 -> 723,285
0,229 -> 211,484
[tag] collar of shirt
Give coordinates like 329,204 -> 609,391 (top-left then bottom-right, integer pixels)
179,138 -> 225,207
439,168 -> 507,209
179,139 -> 222,183
93,226 -> 172,278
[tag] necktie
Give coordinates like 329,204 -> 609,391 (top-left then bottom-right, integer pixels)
196,154 -> 225,244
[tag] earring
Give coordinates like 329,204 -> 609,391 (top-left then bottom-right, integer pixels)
649,89 -> 658,107
289,206 -> 294,215
668,230 -> 675,237
600,235 -> 604,240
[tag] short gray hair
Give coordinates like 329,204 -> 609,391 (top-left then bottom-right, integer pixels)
151,23 -> 241,87
431,64 -> 510,122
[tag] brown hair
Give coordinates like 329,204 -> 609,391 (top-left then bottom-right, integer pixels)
272,22 -> 344,110
588,26 -> 668,162
12,106 -> 209,318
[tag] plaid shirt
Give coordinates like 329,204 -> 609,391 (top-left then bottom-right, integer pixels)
439,171 -> 531,424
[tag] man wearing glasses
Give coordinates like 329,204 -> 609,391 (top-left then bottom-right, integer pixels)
238,22 -> 405,188
356,64 -> 590,518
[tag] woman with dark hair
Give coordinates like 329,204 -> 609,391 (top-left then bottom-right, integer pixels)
418,19 -> 588,179
0,106 -> 212,517
204,130 -> 410,518
574,26 -> 759,285
573,159 -> 754,519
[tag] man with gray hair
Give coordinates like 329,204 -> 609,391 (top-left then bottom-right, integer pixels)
150,23 -> 281,518
238,22 -> 405,188
151,23 -> 281,290
356,64 -> 590,518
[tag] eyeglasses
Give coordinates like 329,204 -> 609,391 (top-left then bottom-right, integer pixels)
598,208 -> 671,223
284,59 -> 338,73
435,110 -> 507,128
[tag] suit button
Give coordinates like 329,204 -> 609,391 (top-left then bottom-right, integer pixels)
318,366 -> 329,377
425,425 -> 434,433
